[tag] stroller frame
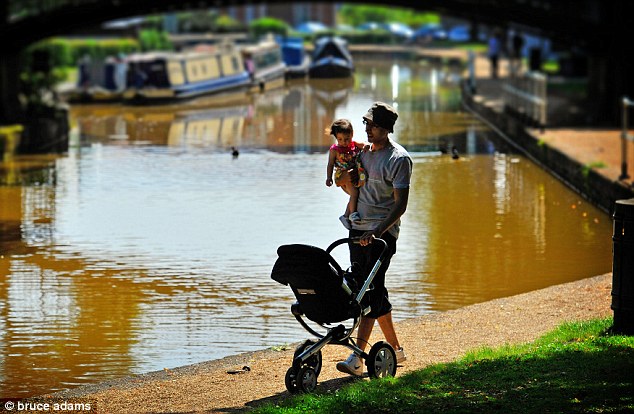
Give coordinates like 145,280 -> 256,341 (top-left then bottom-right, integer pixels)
271,237 -> 398,393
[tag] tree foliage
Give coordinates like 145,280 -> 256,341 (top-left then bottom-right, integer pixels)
138,29 -> 173,52
249,17 -> 289,39
338,4 -> 439,28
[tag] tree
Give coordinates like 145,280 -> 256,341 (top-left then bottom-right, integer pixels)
338,4 -> 439,27
249,17 -> 289,39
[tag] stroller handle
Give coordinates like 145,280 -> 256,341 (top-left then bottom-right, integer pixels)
326,237 -> 388,257
326,237 -> 389,307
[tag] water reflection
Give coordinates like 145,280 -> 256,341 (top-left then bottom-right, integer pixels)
0,58 -> 612,398
69,79 -> 356,154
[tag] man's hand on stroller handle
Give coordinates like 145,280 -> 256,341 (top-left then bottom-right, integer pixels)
350,231 -> 380,246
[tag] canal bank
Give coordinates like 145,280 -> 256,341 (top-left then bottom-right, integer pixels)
42,273 -> 612,414
458,59 -> 634,214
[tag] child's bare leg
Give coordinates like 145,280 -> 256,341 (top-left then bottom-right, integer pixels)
340,183 -> 354,217
338,170 -> 355,217
347,185 -> 359,215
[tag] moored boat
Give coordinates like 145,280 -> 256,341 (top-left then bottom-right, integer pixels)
241,38 -> 287,92
308,36 -> 354,78
66,55 -> 128,103
278,37 -> 310,79
122,45 -> 251,104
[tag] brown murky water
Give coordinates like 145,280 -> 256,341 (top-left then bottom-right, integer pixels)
0,59 -> 612,397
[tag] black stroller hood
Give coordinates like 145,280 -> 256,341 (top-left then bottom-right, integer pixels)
271,243 -> 357,323
271,244 -> 343,286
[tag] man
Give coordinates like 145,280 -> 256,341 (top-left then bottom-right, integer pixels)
336,102 -> 413,376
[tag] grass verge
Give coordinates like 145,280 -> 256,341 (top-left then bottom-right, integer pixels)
254,318 -> 634,413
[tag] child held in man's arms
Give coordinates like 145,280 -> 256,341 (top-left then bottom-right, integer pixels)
326,119 -> 368,229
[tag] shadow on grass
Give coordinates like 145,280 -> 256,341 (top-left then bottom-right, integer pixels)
239,376 -> 360,413
251,321 -> 634,414
393,340 -> 634,413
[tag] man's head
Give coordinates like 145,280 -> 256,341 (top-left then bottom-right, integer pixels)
363,102 -> 398,133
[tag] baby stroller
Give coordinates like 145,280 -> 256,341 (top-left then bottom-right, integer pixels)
271,237 -> 398,393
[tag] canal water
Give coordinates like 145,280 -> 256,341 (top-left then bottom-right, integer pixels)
0,58 -> 612,398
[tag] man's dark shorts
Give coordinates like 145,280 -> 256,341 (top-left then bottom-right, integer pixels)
348,229 -> 397,319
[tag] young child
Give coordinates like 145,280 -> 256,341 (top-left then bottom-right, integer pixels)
325,119 -> 367,229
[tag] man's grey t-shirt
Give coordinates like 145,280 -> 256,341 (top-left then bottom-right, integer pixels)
352,139 -> 413,238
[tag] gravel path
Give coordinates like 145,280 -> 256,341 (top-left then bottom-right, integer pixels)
48,273 -> 613,413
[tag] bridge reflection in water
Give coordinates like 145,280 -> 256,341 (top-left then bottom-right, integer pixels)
0,59 -> 612,398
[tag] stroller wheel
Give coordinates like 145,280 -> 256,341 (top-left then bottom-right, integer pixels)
296,366 -> 318,393
285,367 -> 299,394
294,340 -> 323,376
366,341 -> 397,379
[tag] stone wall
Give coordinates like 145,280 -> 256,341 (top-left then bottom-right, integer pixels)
462,85 -> 634,215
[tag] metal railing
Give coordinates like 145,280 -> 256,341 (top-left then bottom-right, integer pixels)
502,71 -> 547,130
620,97 -> 634,180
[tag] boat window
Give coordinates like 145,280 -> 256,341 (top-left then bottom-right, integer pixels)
207,57 -> 220,78
220,54 -> 233,76
167,61 -> 185,85
145,60 -> 169,87
185,59 -> 202,82
255,50 -> 281,69
232,56 -> 241,72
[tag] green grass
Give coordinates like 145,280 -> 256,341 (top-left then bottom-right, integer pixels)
582,161 -> 607,178
254,318 -> 634,413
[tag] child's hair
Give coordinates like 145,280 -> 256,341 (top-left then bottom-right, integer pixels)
329,119 -> 353,137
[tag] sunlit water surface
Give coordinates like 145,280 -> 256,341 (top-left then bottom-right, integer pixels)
0,58 -> 612,397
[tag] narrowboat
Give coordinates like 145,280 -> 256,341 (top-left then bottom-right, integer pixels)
308,36 -> 354,78
241,38 -> 287,92
66,55 -> 128,103
122,46 -> 251,104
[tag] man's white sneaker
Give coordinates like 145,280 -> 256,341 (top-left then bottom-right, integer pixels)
336,353 -> 363,376
395,347 -> 407,363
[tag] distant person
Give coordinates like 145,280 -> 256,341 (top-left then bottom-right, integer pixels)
487,29 -> 502,79
511,33 -> 524,77
244,57 -> 255,80
79,55 -> 91,89
326,119 -> 367,229
113,53 -> 128,92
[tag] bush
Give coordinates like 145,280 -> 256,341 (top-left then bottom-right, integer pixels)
342,30 -> 397,45
70,38 -> 140,61
25,39 -> 73,68
216,14 -> 246,33
249,17 -> 289,40
25,37 -> 141,69
138,29 -> 173,52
